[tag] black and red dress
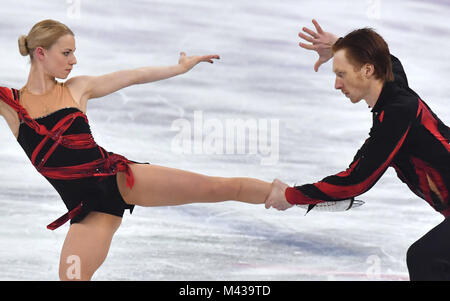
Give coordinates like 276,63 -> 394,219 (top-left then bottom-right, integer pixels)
0,86 -> 149,230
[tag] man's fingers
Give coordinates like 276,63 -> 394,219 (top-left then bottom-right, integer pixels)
299,42 -> 316,51
314,60 -> 321,72
312,19 -> 324,34
302,26 -> 319,38
298,32 -> 314,43
275,205 -> 288,211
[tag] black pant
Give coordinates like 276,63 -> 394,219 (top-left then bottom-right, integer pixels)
407,217 -> 450,281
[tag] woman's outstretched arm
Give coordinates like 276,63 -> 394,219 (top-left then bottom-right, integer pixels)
66,52 -> 219,104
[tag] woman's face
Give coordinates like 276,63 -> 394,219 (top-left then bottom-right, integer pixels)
39,34 -> 77,79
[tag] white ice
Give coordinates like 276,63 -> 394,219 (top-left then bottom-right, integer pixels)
0,0 -> 449,280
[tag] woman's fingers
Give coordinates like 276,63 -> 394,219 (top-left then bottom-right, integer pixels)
200,54 -> 220,63
179,53 -> 220,65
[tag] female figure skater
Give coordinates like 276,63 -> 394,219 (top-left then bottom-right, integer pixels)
0,19 -> 272,280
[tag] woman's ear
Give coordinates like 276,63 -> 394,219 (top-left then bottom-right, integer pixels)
34,46 -> 46,61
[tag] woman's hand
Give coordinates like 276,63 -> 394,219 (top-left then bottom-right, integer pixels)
298,19 -> 339,72
265,179 -> 293,211
178,52 -> 220,73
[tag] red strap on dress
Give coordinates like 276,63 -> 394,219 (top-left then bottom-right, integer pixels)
0,87 -> 136,230
46,202 -> 84,230
38,153 -> 135,189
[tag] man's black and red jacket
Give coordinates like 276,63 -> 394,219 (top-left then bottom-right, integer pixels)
286,55 -> 450,217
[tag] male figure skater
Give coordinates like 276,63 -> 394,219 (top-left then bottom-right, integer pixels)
265,19 -> 450,281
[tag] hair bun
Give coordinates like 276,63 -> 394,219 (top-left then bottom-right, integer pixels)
18,35 -> 29,56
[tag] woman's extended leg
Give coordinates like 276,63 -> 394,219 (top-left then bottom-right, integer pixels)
117,164 -> 272,207
59,212 -> 122,281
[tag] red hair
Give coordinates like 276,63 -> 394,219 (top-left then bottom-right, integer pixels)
332,28 -> 394,82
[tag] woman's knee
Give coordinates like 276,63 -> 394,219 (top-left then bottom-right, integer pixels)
58,212 -> 121,281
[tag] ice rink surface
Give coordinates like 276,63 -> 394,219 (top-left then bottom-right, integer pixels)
0,0 -> 449,280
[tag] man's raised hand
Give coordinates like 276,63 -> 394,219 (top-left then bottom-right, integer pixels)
298,19 -> 339,72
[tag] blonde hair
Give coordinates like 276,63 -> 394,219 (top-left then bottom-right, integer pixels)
18,19 -> 74,60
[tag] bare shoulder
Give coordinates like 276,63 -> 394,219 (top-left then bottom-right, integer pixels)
65,76 -> 92,111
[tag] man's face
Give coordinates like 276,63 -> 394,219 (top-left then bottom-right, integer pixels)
332,49 -> 370,104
